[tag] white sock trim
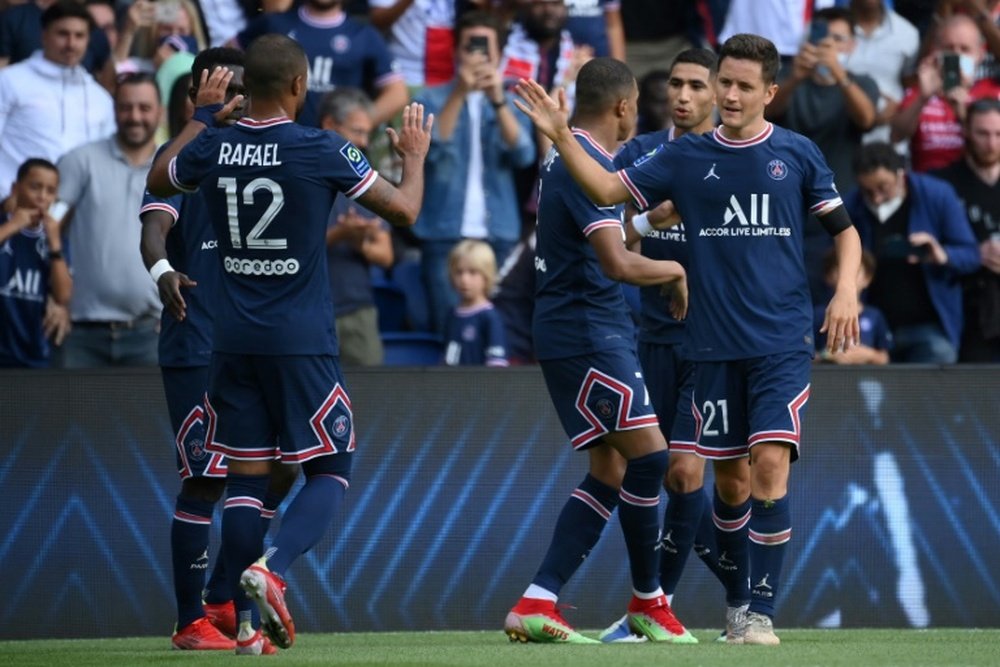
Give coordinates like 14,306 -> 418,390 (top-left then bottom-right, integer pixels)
633,586 -> 665,600
523,584 -> 558,602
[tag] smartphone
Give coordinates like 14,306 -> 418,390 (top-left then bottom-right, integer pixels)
155,0 -> 181,25
808,19 -> 828,44
941,52 -> 961,90
466,35 -> 490,55
882,235 -> 932,261
48,200 -> 69,222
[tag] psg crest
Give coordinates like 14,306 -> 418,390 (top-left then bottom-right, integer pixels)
767,159 -> 788,181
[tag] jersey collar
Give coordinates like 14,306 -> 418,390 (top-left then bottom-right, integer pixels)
571,127 -> 615,160
712,122 -> 773,148
236,117 -> 294,129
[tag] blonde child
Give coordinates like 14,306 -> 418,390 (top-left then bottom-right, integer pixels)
815,249 -> 891,364
443,239 -> 509,366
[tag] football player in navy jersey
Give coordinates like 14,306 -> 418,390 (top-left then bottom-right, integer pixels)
503,57 -> 693,645
147,34 -> 432,654
140,48 -> 299,653
515,33 -> 863,645
599,47 -> 738,644
235,0 -> 408,127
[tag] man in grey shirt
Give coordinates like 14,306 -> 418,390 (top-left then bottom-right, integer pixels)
55,72 -> 162,367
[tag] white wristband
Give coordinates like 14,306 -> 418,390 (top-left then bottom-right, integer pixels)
631,211 -> 654,237
149,258 -> 174,284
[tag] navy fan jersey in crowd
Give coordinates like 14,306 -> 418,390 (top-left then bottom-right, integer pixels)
168,117 -> 378,356
533,129 -> 632,360
0,222 -> 53,367
614,127 -> 687,346
443,302 -> 509,366
237,7 -> 401,127
618,122 -> 842,361
565,0 -> 616,58
141,161 -> 220,368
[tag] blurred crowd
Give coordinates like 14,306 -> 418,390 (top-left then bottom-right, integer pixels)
0,0 -> 998,368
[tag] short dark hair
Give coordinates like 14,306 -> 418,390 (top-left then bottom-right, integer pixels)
244,34 -> 307,99
455,10 -> 505,48
966,98 -> 1000,125
670,48 -> 719,77
573,57 -> 636,119
115,71 -> 160,100
318,87 -> 373,125
16,158 -> 58,182
718,33 -> 780,84
813,7 -> 855,33
852,141 -> 905,175
41,0 -> 94,31
192,48 -> 245,91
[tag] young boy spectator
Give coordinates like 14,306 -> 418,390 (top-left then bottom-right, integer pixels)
0,158 -> 71,367
814,248 -> 891,365
443,239 -> 508,366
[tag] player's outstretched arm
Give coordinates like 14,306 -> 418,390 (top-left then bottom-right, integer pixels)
513,79 -> 629,207
358,102 -> 434,227
147,67 -> 244,196
820,223 -> 862,354
590,226 -> 686,290
140,210 -> 195,321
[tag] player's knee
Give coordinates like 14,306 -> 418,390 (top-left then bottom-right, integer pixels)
301,452 -> 353,484
664,456 -> 705,493
268,462 -> 300,496
180,476 -> 226,504
715,475 -> 749,505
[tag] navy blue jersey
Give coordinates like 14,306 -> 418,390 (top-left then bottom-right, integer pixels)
0,223 -> 52,367
237,8 -> 401,127
615,127 -> 687,345
565,0 -> 616,57
169,117 -> 378,356
619,123 -> 842,361
141,172 -> 220,368
443,302 -> 509,366
533,129 -> 632,360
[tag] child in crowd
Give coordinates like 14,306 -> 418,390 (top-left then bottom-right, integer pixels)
815,248 -> 891,365
0,159 -> 72,367
443,239 -> 509,367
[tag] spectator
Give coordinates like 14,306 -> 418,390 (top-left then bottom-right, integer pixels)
319,87 -> 394,366
814,248 -> 892,364
443,239 -> 508,366
113,0 -> 207,75
416,10 -> 534,334
635,69 -> 671,135
0,158 -> 71,367
931,97 -> 1000,361
770,7 -> 879,193
0,0 -> 114,88
369,0 -> 457,89
845,141 -> 980,362
500,0 -> 581,94
0,0 -> 114,199
565,0 -> 624,60
236,0 -> 408,127
844,0 -> 921,144
933,0 -> 1000,80
619,0 -> 691,80
890,13 -> 1000,171
55,72 -> 163,367
719,0 -> 815,65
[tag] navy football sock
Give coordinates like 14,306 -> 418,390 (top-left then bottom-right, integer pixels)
202,546 -> 230,606
265,474 -> 347,576
713,489 -> 751,606
222,474 -> 269,623
692,489 -> 728,589
172,495 -> 214,629
658,486 -> 704,595
532,474 -> 619,596
619,450 -> 669,595
259,489 -> 285,536
748,496 -> 791,618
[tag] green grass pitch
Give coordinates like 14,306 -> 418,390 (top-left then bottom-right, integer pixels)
3,629 -> 999,666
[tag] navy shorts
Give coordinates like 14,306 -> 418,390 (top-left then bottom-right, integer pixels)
205,353 -> 355,463
638,341 -> 697,453
540,346 -> 659,450
692,351 -> 811,462
161,366 -> 227,479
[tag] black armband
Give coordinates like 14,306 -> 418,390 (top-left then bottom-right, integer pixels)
819,205 -> 853,236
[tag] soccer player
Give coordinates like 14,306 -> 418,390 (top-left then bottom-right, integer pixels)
599,47 -> 740,643
503,57 -> 693,645
146,34 -> 432,654
140,47 -> 298,652
514,33 -> 863,645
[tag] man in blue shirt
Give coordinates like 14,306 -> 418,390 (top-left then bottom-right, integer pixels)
147,34 -> 432,654
504,57 -> 692,645
515,33 -> 863,645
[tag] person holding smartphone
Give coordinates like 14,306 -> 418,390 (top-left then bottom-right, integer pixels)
412,10 -> 535,335
846,141 -> 980,363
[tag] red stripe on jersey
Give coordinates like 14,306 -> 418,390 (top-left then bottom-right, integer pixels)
617,169 -> 648,210
140,202 -> 179,221
572,128 -> 615,160
583,219 -> 623,236
712,123 -> 773,148
346,169 -> 378,200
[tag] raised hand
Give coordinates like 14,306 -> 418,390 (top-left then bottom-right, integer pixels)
386,103 -> 434,161
157,270 -> 197,322
195,67 -> 244,122
513,79 -> 571,144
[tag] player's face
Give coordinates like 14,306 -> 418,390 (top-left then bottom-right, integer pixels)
219,65 -> 248,125
331,108 -> 373,151
966,109 -> 1000,168
13,167 -> 59,214
41,17 -> 90,68
451,260 -> 487,304
856,167 -> 904,206
667,63 -> 715,131
115,81 -> 162,149
617,83 -> 639,142
715,57 -> 776,136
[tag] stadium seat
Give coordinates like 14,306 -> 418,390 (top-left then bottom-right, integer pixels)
381,332 -> 443,366
373,283 -> 407,333
391,259 -> 432,332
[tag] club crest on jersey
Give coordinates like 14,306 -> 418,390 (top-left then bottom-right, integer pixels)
632,145 -> 661,168
333,414 -> 350,437
187,438 -> 207,461
340,144 -> 371,178
331,35 -> 350,53
767,159 -> 788,181
595,398 -> 615,419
